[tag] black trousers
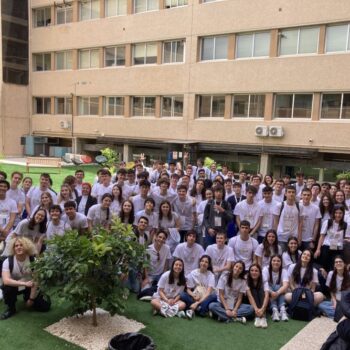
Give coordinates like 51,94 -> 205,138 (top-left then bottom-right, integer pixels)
2,285 -> 30,311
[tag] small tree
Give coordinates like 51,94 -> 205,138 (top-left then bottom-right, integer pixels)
336,172 -> 350,182
100,147 -> 119,174
33,219 -> 147,326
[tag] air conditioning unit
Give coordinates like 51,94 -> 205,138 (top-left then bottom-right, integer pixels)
59,120 -> 71,129
269,126 -> 284,137
255,125 -> 269,137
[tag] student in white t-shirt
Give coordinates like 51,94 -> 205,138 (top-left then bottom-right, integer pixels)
63,201 -> 88,235
151,258 -> 187,318
228,220 -> 258,271
0,180 -> 17,242
110,184 -> 123,217
262,255 -> 289,322
254,229 -> 282,268
209,260 -> 253,323
282,237 -> 301,269
285,249 -> 324,306
7,171 -> 25,226
87,193 -> 113,230
46,205 -> 71,241
180,255 -> 216,318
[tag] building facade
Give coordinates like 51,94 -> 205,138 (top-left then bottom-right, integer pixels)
6,0 -> 350,179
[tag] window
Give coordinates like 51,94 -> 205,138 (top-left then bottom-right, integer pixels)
33,7 -> 51,27
105,46 -> 125,67
326,24 -> 350,53
321,93 -> 350,119
279,27 -> 319,55
162,96 -> 183,117
134,0 -> 158,13
104,97 -> 124,116
34,97 -> 51,114
56,3 -> 73,24
132,96 -> 156,116
232,95 -> 265,118
198,95 -> 225,117
236,32 -> 270,58
201,36 -> 228,61
79,49 -> 100,69
79,0 -> 100,21
55,51 -> 73,70
78,97 -> 99,115
163,40 -> 184,63
133,43 -> 157,65
55,97 -> 72,114
164,0 -> 187,9
33,53 -> 51,71
105,0 -> 127,16
274,94 -> 313,118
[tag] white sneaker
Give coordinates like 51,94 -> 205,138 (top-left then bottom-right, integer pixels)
272,308 -> 280,322
186,310 -> 194,320
280,309 -> 289,321
177,311 -> 186,318
235,317 -> 246,324
260,317 -> 268,328
254,317 -> 261,328
0,288 -> 3,300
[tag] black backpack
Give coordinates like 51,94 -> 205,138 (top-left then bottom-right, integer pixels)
288,287 -> 315,321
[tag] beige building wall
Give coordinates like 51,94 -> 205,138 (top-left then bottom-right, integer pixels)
28,0 -> 350,156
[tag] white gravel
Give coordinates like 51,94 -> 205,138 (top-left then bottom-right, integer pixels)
281,317 -> 337,350
45,308 -> 145,350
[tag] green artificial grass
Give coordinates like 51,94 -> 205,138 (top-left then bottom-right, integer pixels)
0,163 -> 100,193
0,294 -> 306,350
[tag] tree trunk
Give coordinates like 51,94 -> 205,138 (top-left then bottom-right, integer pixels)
91,296 -> 97,327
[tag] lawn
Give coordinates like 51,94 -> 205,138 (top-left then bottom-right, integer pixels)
0,163 -> 101,192
0,294 -> 306,350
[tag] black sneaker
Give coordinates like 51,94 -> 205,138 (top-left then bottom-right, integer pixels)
0,309 -> 16,320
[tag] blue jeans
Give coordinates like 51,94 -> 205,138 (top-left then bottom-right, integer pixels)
318,300 -> 335,319
269,284 -> 285,310
180,292 -> 217,316
209,302 -> 254,322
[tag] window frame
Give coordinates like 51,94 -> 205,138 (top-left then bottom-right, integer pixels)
133,0 -> 159,14
33,53 -> 51,72
232,94 -> 265,118
164,0 -> 188,9
79,0 -> 100,21
162,40 -> 185,64
325,23 -> 350,54
104,96 -> 125,116
200,35 -> 228,61
78,96 -> 99,115
79,48 -> 100,69
132,42 -> 158,65
278,26 -> 320,56
34,97 -> 51,114
33,7 -> 51,28
198,95 -> 225,118
55,51 -> 73,70
55,97 -> 73,115
105,0 -> 128,17
273,93 -> 313,119
161,96 -> 184,117
235,31 -> 270,59
132,96 -> 156,116
56,3 -> 73,25
321,93 -> 350,120
104,46 -> 126,67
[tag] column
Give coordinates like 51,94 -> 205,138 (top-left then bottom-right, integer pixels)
124,96 -> 131,118
125,44 -> 132,67
228,34 -> 236,60
264,93 -> 273,120
72,0 -> 79,22
318,25 -> 326,54
259,153 -> 270,176
224,95 -> 232,119
155,96 -> 161,118
123,144 -> 132,162
311,93 -> 321,121
319,168 -> 324,183
269,29 -> 279,57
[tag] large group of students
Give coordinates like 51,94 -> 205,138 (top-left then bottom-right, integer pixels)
1,158 -> 350,330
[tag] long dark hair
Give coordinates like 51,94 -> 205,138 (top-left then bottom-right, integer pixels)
120,199 -> 135,224
28,208 -> 47,233
263,229 -> 279,257
227,261 -> 245,286
319,194 -> 334,218
168,258 -> 186,286
334,190 -> 348,210
112,184 -> 123,204
268,255 -> 283,285
247,263 -> 263,290
158,200 -> 173,221
190,179 -> 205,200
329,256 -> 350,294
286,237 -> 300,264
101,193 -> 113,221
327,205 -> 347,232
291,249 -> 314,287
199,254 -> 213,272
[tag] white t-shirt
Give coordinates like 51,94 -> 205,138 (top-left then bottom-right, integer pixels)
326,270 -> 344,301
205,244 -> 233,270
153,270 -> 185,299
46,220 -> 71,239
158,212 -> 179,229
77,195 -> 88,214
262,266 -> 288,287
186,268 -> 216,289
216,272 -> 247,309
228,235 -> 258,270
110,200 -> 122,216
299,203 -> 321,242
134,210 -> 158,233
287,263 -> 319,287
66,212 -> 88,231
273,201 -> 300,242
12,218 -> 43,242
27,187 -> 57,211
92,183 -> 112,203
7,188 -> 25,225
172,197 -> 196,230
234,200 -> 262,228
87,204 -> 112,227
272,192 -> 285,203
173,242 -> 204,276
320,220 -> 350,249
254,243 -> 282,268
0,197 -> 18,229
147,243 -> 172,276
131,194 -> 147,214
150,188 -> 177,211
258,199 -> 278,237
282,250 -> 302,269
2,256 -> 32,281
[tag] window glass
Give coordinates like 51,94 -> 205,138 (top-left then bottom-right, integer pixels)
254,32 -> 270,57
233,95 -> 249,117
293,94 -> 312,118
299,27 -> 319,54
162,97 -> 172,116
144,97 -> 155,115
105,47 -> 116,66
342,94 -> 350,119
135,0 -> 146,13
279,29 -> 298,55
249,95 -> 265,117
106,0 -> 117,16
202,37 -> 214,60
79,50 -> 90,69
236,34 -> 252,58
146,43 -> 157,64
199,96 -> 211,117
173,96 -> 184,116
56,52 -> 64,70
321,94 -> 342,119
326,24 -> 348,52
214,36 -> 228,59
274,94 -> 293,118
90,49 -> 100,68
212,96 -> 225,117
90,97 -> 99,114
148,0 -> 158,11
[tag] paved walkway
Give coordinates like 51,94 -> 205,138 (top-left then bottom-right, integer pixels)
281,317 -> 336,350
